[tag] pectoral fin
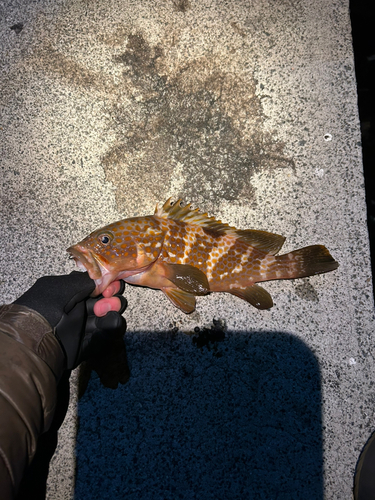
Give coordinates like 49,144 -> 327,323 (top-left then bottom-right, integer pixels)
162,287 -> 196,313
159,262 -> 210,295
230,284 -> 273,310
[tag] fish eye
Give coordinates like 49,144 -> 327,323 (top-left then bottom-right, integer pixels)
99,234 -> 111,245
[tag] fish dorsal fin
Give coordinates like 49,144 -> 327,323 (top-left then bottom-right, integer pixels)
235,230 -> 286,255
154,198 -> 236,237
155,199 -> 285,254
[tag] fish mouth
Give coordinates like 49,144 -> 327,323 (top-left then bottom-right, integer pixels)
67,245 -> 115,296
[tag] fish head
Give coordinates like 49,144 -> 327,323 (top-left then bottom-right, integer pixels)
67,216 -> 165,295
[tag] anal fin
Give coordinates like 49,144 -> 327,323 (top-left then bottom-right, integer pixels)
162,287 -> 196,313
230,284 -> 273,310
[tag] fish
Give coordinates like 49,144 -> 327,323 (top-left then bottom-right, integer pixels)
67,199 -> 339,313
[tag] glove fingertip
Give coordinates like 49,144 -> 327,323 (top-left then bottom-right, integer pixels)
118,295 -> 127,315
117,280 -> 126,296
96,311 -> 126,332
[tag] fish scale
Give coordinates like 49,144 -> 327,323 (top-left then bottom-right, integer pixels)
67,199 -> 339,313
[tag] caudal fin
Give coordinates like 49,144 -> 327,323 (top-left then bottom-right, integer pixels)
276,245 -> 339,280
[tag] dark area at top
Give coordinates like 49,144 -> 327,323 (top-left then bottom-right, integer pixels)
350,0 -> 375,299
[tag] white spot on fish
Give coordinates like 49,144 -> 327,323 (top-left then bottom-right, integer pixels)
180,231 -> 197,264
229,283 -> 238,289
146,227 -> 160,235
229,283 -> 246,290
349,358 -> 356,366
315,168 -> 324,178
240,249 -> 251,265
259,263 -> 268,279
232,264 -> 243,274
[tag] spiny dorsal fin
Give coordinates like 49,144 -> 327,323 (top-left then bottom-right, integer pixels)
155,198 -> 236,236
155,199 -> 286,254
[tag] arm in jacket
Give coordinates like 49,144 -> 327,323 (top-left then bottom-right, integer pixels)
0,304 -> 65,499
0,273 -> 126,499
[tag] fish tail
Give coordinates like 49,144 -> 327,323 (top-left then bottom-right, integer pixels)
273,245 -> 339,280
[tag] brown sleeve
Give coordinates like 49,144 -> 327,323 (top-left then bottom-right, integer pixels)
0,304 -> 65,499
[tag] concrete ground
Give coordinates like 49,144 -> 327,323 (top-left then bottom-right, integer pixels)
0,0 -> 373,498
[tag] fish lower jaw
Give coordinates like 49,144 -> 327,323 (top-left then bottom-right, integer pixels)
76,261 -> 88,272
91,271 -> 116,296
72,256 -> 113,295
92,268 -> 148,295
85,261 -> 116,295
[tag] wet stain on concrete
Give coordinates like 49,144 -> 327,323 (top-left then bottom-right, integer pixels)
41,44 -> 111,91
294,279 -> 319,302
102,32 -> 294,212
172,0 -> 190,13
3,24 -> 294,214
230,22 -> 247,38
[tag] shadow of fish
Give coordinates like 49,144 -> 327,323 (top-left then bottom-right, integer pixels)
67,199 -> 339,313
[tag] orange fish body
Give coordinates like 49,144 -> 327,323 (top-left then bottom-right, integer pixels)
67,199 -> 338,313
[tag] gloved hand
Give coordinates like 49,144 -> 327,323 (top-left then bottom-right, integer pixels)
14,272 -> 127,370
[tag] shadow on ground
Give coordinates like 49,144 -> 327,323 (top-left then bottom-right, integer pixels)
75,329 -> 323,500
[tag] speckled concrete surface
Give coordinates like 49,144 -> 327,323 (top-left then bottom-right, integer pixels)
0,0 -> 373,498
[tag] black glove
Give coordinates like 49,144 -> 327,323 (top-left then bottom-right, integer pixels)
14,272 -> 127,370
